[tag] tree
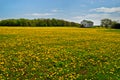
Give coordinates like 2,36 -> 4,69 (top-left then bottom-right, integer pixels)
112,23 -> 120,29
111,21 -> 120,29
0,18 -> 80,27
101,19 -> 112,28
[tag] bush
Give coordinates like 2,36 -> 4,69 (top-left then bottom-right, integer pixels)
112,23 -> 120,29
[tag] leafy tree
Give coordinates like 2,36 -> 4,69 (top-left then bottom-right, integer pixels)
0,18 -> 80,27
101,19 -> 112,28
111,21 -> 120,29
101,18 -> 113,28
100,19 -> 120,29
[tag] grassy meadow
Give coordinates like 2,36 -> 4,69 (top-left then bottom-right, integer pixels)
0,27 -> 120,80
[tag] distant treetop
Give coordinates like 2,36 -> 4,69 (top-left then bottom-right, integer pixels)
82,20 -> 93,23
0,18 -> 80,27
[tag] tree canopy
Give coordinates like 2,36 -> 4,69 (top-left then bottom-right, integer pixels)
101,19 -> 112,28
0,18 -> 80,27
100,18 -> 120,29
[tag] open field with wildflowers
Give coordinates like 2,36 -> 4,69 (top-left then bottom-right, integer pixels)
0,27 -> 120,80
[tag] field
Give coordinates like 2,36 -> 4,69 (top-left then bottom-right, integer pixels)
0,27 -> 120,80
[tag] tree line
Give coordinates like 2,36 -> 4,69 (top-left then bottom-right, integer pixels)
101,18 -> 120,29
0,18 -> 80,27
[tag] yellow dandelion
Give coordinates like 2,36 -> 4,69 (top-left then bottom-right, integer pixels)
0,62 -> 4,65
31,68 -> 36,71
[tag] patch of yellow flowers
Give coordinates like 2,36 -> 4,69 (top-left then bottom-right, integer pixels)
0,27 -> 120,79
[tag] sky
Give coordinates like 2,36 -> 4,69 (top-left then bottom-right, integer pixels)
0,0 -> 120,25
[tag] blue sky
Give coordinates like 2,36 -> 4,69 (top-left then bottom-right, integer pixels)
0,0 -> 120,25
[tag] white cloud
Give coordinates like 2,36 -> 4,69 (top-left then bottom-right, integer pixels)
26,13 -> 53,17
51,9 -> 58,12
91,7 -> 120,13
51,9 -> 63,13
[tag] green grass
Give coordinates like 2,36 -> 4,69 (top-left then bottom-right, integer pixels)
0,27 -> 120,80
104,29 -> 120,33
